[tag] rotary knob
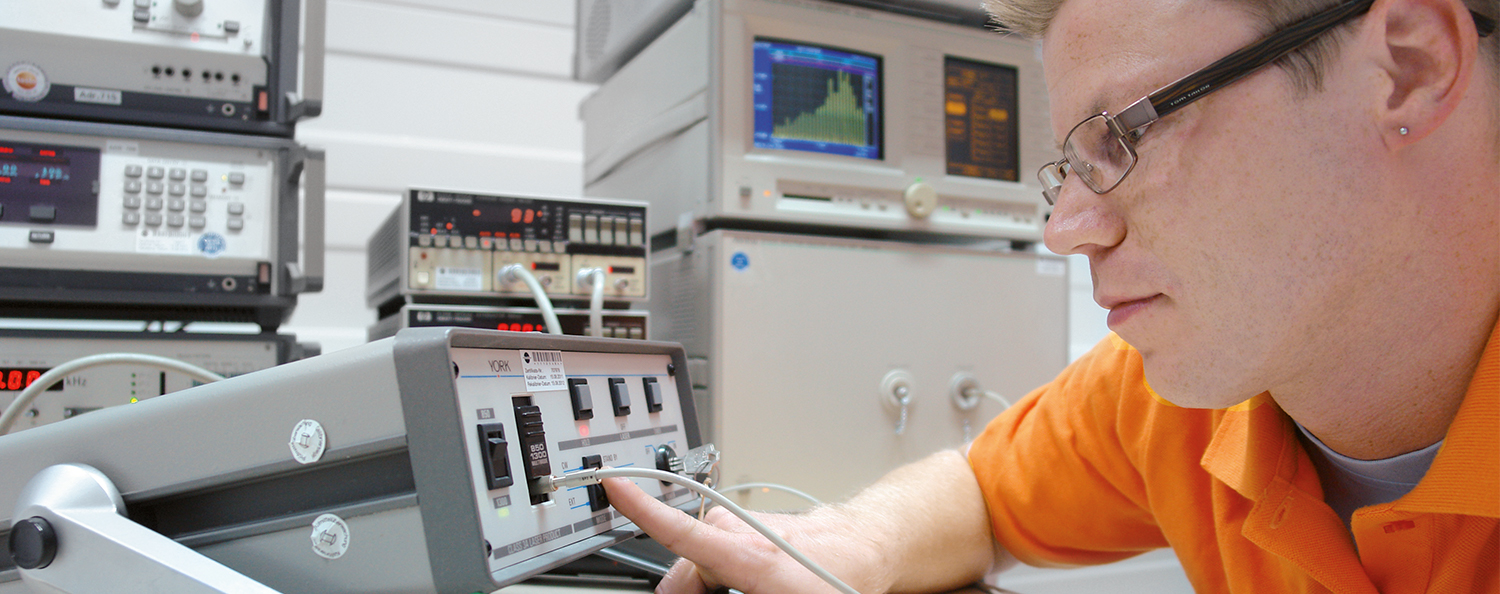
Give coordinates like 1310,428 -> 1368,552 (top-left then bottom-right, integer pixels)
8,517 -> 58,570
903,182 -> 938,219
174,0 -> 204,17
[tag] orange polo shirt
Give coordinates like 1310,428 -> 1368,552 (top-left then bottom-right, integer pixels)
968,325 -> 1499,593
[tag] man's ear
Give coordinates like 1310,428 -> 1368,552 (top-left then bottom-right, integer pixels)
1367,0 -> 1480,145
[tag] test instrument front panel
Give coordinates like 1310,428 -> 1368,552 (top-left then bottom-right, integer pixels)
368,303 -> 649,342
583,0 -> 1052,240
0,329 -> 307,433
0,116 -> 321,327
651,230 -> 1069,508
367,190 -> 649,310
0,0 -> 320,136
0,328 -> 698,593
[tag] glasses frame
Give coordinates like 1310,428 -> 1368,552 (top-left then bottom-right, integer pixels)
1038,0 -> 1498,206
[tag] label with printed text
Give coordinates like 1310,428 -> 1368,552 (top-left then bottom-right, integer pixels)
520,350 -> 566,391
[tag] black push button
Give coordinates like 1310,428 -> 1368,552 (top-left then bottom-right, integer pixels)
28,230 -> 54,244
643,377 -> 664,413
568,378 -> 594,420
582,454 -> 609,512
608,378 -> 631,417
477,423 -> 513,490
29,205 -> 55,223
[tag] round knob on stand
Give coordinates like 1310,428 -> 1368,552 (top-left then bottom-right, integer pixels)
8,517 -> 58,570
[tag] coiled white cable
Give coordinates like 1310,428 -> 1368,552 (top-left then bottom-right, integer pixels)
0,353 -> 225,435
499,264 -> 562,335
577,267 -> 606,337
548,467 -> 861,594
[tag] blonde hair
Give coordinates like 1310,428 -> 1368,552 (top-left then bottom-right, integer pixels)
983,0 -> 1498,92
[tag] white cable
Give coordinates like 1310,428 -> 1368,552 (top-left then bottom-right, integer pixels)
550,467 -> 861,594
717,482 -> 822,506
0,353 -> 226,435
500,264 -> 562,335
982,390 -> 1011,408
577,267 -> 606,337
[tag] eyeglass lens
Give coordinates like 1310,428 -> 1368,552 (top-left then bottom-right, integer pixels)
1063,114 -> 1136,194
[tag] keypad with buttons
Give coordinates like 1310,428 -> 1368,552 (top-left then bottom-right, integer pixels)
114,161 -> 262,239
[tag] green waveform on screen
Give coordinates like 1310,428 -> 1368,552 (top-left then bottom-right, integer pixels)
773,71 -> 866,146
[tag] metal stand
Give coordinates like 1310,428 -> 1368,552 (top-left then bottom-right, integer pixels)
8,464 -> 280,594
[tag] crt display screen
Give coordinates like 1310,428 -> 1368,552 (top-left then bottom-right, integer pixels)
752,38 -> 882,160
944,56 -> 1021,181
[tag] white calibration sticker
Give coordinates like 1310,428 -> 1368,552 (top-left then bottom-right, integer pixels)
520,350 -> 566,391
310,514 -> 351,559
289,419 -> 327,464
435,266 -> 483,291
136,228 -> 196,255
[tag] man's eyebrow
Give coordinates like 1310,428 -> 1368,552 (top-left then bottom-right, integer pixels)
1052,98 -> 1113,152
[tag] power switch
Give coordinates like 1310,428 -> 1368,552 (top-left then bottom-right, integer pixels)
568,378 -> 594,420
608,378 -> 631,417
582,454 -> 609,512
643,377 -> 664,413
476,423 -> 513,490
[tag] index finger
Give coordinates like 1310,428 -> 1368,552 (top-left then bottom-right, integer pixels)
603,477 -> 732,558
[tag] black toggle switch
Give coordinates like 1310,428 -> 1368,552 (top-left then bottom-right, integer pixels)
477,423 -> 513,490
582,454 -> 609,512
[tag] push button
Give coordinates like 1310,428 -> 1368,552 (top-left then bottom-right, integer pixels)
643,377 -> 664,413
28,230 -> 54,244
29,205 -> 55,223
608,377 -> 631,417
568,378 -> 594,421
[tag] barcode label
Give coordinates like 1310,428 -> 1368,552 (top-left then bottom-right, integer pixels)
528,351 -> 562,363
521,350 -> 566,391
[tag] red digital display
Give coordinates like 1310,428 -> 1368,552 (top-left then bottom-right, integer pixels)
0,368 -> 59,392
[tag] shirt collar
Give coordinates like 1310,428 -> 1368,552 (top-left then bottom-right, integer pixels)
1200,317 -> 1500,516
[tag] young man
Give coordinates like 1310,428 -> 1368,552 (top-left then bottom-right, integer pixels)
603,0 -> 1500,591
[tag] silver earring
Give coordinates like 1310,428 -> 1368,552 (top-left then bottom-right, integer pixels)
1398,126 -> 1409,135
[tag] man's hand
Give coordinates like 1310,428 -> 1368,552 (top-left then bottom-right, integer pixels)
602,476 -> 883,593
601,449 -> 1002,594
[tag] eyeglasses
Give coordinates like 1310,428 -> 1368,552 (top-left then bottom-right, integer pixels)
1038,0 -> 1498,206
